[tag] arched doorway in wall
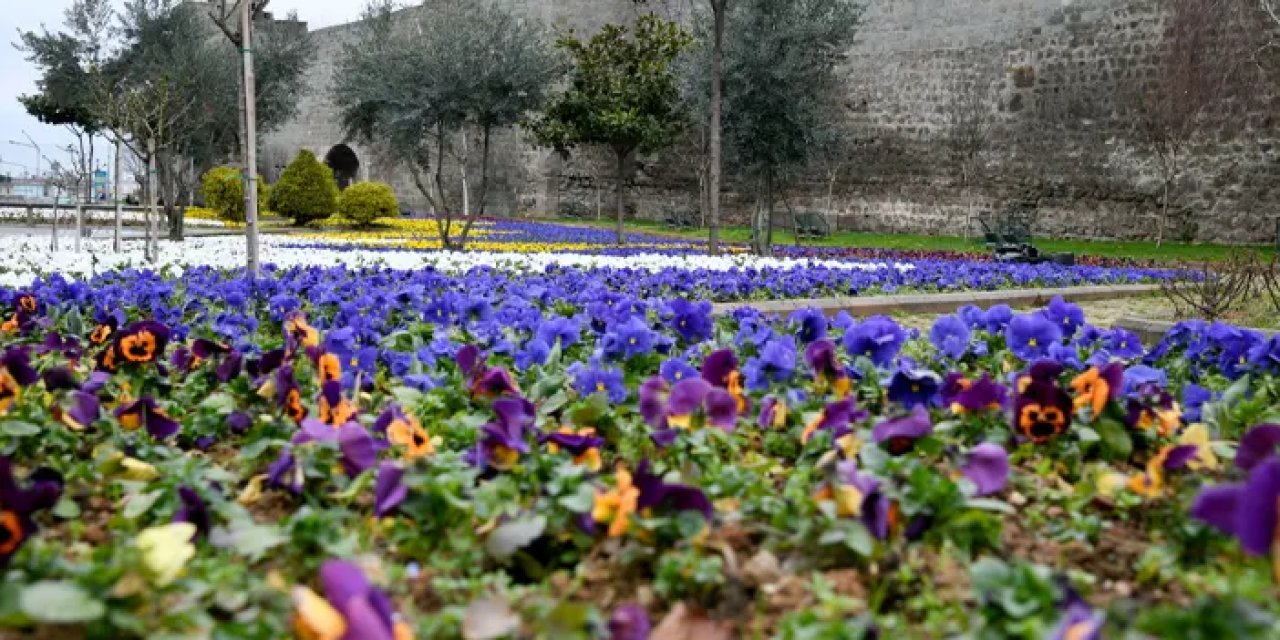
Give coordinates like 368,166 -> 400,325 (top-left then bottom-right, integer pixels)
324,144 -> 360,190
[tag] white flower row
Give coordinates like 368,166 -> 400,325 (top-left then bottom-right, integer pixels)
0,206 -> 225,228
0,233 -> 909,288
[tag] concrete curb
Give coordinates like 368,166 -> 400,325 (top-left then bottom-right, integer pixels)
712,283 -> 1162,317
1113,315 -> 1278,343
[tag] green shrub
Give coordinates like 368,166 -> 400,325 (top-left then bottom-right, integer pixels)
202,166 -> 245,222
201,166 -> 271,223
337,181 -> 399,227
270,150 -> 338,225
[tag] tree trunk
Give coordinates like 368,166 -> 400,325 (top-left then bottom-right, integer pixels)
50,190 -> 60,253
87,134 -> 95,204
747,194 -> 757,254
615,148 -> 627,246
707,1 -> 725,255
242,0 -> 262,277
763,170 -> 775,256
457,124 -> 491,247
459,129 -> 471,229
433,124 -> 451,248
148,138 -> 158,263
164,153 -> 182,241
1158,178 -> 1170,248
187,157 -> 196,208
74,201 -> 82,253
113,136 -> 123,253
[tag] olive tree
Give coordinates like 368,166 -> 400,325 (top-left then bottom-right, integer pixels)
335,0 -> 561,249
719,0 -> 862,255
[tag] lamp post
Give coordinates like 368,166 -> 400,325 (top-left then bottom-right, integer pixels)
7,139 -> 39,177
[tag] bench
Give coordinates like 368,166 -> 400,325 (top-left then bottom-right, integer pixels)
793,211 -> 831,239
664,207 -> 699,230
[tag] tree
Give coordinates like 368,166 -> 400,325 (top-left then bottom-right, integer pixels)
1120,0 -> 1237,246
718,0 -> 862,255
943,72 -> 998,239
335,0 -> 560,249
270,150 -> 338,224
529,14 -> 692,245
17,0 -> 114,205
689,0 -> 729,255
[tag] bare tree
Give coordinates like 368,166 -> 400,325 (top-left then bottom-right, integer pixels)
1121,0 -> 1238,247
1261,0 -> 1280,27
942,73 -> 997,239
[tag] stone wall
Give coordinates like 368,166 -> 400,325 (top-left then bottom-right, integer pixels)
263,0 -> 1280,243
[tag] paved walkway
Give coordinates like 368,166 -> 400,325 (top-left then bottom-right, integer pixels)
711,283 -> 1162,317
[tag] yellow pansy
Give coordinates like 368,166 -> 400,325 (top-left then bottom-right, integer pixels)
136,523 -> 197,587
1178,424 -> 1218,471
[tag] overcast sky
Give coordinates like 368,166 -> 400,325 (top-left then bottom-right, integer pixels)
0,0 -> 362,176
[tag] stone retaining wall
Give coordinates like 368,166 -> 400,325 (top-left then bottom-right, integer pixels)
263,0 -> 1280,243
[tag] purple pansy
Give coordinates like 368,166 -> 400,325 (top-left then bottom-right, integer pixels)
1043,296 -> 1085,338
886,368 -> 942,409
374,463 -> 408,517
843,316 -> 906,368
1005,312 -> 1062,361
872,406 -> 934,455
115,397 -> 181,440
608,603 -> 651,640
961,443 -> 1010,497
1191,455 -> 1280,557
0,456 -> 64,566
929,314 -> 971,359
1236,424 -> 1280,471
788,307 -> 828,344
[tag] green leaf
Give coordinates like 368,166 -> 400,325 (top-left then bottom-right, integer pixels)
556,484 -> 595,512
966,498 -> 1016,515
569,392 -> 611,427
64,306 -> 84,336
838,521 -> 874,556
0,581 -> 31,627
197,393 -> 236,414
123,489 -> 163,519
539,390 -> 571,417
211,519 -> 288,561
1075,426 -> 1100,443
1094,419 -> 1132,460
19,581 -> 105,624
485,515 -> 546,560
238,437 -> 281,462
52,496 -> 81,519
391,386 -> 424,408
0,421 -> 41,437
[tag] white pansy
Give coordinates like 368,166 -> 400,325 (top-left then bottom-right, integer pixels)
0,233 -> 910,287
0,207 -> 224,227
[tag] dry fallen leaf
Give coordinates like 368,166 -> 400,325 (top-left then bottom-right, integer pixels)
650,603 -> 734,640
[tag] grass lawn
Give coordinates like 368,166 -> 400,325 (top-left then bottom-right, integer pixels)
556,217 -> 1271,262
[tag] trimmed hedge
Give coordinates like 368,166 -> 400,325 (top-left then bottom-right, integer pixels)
201,166 -> 269,223
270,150 -> 338,225
337,182 -> 399,227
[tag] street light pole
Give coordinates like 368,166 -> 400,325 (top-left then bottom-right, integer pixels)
242,0 -> 262,278
22,132 -> 41,178
7,141 -> 39,177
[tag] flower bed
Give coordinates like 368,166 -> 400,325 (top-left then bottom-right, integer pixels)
0,206 -> 226,228
0,261 -> 1275,637
0,234 -> 1176,295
